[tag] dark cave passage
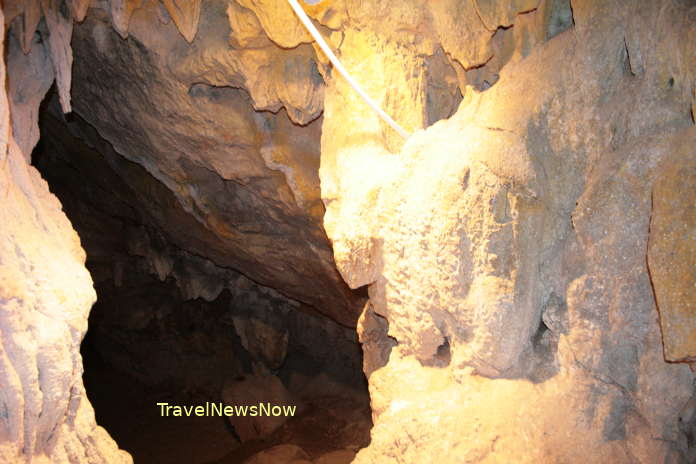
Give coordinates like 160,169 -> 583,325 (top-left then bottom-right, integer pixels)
31,91 -> 371,464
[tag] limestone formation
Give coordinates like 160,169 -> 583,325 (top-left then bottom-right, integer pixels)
19,0 -> 42,54
68,0 -> 90,22
318,1 -> 696,462
7,25 -> 54,160
40,0 -> 73,113
110,0 -> 142,39
34,103 -> 367,400
649,136 -> 696,362
68,3 -> 356,325
0,7 -> 130,463
1,0 -> 695,462
235,0 -> 312,48
160,0 -> 202,43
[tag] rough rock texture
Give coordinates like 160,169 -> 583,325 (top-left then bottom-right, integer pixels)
9,0 -> 551,332
61,0 -> 556,329
0,7 -> 131,464
33,102 -> 366,400
318,0 -> 696,462
40,0 -> 73,112
67,2 -> 360,325
7,25 -> 54,160
3,0 -> 696,462
319,0 -> 570,283
648,139 -> 696,363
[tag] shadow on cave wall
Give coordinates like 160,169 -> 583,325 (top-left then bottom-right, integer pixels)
31,91 -> 371,464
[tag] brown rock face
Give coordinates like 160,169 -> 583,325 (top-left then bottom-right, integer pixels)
649,138 -> 696,362
68,2 -> 361,326
33,100 -> 367,404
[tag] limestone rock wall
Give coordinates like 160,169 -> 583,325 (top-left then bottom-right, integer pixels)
0,6 -> 131,463
62,0 -> 564,327
33,101 -> 366,403
2,0 -> 695,462
648,139 -> 696,363
11,0 -> 363,328
68,3 -> 360,325
4,0 -> 572,329
318,0 -> 696,462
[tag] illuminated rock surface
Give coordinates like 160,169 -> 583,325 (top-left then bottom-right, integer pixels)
319,1 -> 696,462
649,139 -> 696,362
68,4 -> 358,326
0,8 -> 131,463
1,0 -> 695,462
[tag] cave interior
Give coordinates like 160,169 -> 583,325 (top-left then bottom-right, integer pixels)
1,1 -> 696,464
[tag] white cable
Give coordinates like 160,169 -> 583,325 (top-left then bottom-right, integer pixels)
286,0 -> 411,139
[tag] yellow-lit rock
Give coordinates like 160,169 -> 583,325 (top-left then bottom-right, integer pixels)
649,137 -> 696,362
0,7 -> 131,462
67,1 -> 359,325
320,0 -> 696,462
234,0 -> 312,48
2,0 -> 696,462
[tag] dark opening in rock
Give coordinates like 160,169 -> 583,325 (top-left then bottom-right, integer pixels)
31,89 -> 371,464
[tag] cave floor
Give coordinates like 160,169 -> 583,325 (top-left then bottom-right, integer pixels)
83,345 -> 371,463
210,395 -> 371,463
83,346 -> 239,463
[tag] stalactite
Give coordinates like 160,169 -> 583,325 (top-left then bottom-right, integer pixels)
7,27 -> 55,160
69,0 -> 90,22
20,0 -> 41,54
160,0 -> 202,43
40,0 -> 73,113
110,0 -> 142,39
